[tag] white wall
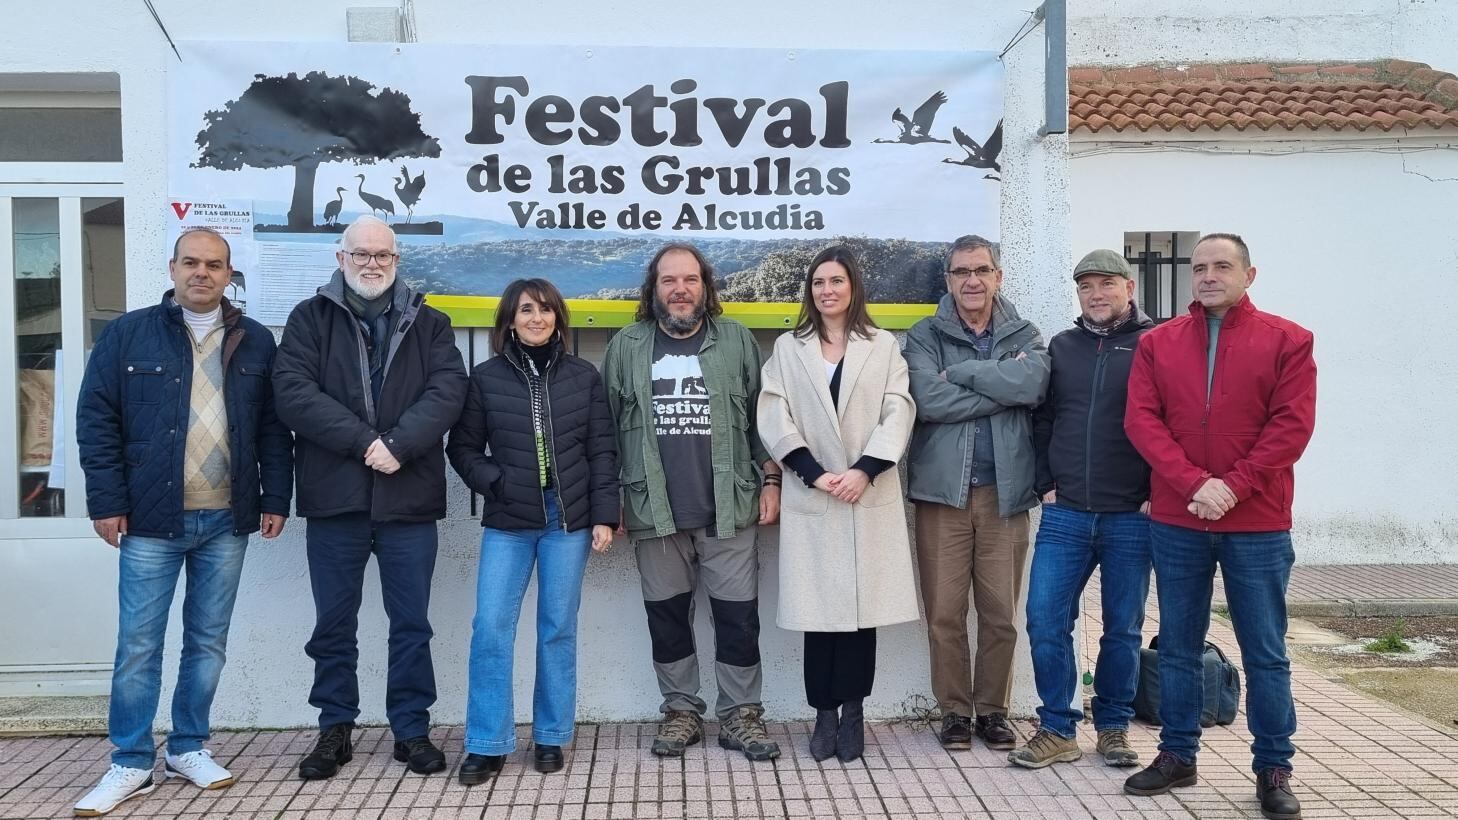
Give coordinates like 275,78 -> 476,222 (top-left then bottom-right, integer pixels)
1067,0 -> 1458,564
4,1 -> 1067,725
1071,0 -> 1458,69
1073,138 -> 1458,565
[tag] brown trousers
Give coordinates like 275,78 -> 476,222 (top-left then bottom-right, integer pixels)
915,486 -> 1030,717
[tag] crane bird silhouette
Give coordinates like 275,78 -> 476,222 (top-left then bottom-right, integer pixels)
355,175 -> 395,220
394,166 -> 426,223
873,91 -> 951,144
322,187 -> 346,226
942,120 -> 1004,180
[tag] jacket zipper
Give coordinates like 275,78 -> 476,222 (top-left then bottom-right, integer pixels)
1200,318 -> 1221,532
1084,339 -> 1106,512
507,348 -> 565,531
541,363 -> 565,533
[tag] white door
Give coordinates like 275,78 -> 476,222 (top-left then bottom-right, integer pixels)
0,186 -> 127,695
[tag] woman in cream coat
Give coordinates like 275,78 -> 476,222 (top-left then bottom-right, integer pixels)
757,245 -> 918,763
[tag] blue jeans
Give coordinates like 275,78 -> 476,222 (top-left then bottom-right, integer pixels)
465,491 -> 591,754
1150,521 -> 1296,772
109,509 -> 247,769
305,513 -> 439,739
1026,504 -> 1151,738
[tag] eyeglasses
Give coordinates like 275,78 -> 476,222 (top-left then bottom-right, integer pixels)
947,265 -> 997,281
348,250 -> 398,266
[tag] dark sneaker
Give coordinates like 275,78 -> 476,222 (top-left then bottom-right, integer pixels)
1257,767 -> 1302,819
392,736 -> 446,775
298,723 -> 354,780
533,744 -> 565,773
938,713 -> 973,750
1096,728 -> 1140,767
457,753 -> 503,786
1007,729 -> 1081,769
651,710 -> 703,757
718,706 -> 781,761
974,713 -> 1017,751
1124,750 -> 1198,796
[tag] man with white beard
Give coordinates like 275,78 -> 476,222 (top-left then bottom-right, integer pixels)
272,215 -> 467,781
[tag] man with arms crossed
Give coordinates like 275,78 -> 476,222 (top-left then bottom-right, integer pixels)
903,234 -> 1050,752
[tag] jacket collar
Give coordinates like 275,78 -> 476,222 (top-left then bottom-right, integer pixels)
1073,301 -> 1156,338
159,289 -> 242,330
319,268 -> 417,315
791,327 -> 876,429
1186,293 -> 1255,327
930,292 -> 1027,344
621,315 -> 721,347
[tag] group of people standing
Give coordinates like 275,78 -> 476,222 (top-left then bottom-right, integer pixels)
72,215 -> 1315,820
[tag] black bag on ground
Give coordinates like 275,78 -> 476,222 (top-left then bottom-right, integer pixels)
1133,636 -> 1241,727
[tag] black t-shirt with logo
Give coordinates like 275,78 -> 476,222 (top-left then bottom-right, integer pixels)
652,323 -> 715,531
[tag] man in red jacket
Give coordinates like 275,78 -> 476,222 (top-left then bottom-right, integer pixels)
1121,233 -> 1315,820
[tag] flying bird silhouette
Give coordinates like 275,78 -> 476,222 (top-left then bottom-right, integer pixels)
873,91 -> 951,144
355,175 -> 394,220
322,187 -> 346,226
942,120 -> 1004,180
394,166 -> 426,223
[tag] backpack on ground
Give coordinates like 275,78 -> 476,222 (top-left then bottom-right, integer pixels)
1132,636 -> 1241,727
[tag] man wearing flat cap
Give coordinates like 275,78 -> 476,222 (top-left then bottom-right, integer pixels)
1009,249 -> 1155,771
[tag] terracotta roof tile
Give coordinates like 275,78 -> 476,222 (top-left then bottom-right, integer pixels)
1068,60 -> 1458,134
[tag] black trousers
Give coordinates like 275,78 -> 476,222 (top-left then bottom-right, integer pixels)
804,628 -> 877,709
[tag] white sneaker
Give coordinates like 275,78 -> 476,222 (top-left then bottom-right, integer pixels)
163,749 -> 235,789
73,764 -> 155,816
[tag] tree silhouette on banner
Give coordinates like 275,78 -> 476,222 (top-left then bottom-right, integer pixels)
193,71 -> 441,232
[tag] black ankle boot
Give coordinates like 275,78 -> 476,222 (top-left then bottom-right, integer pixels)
1256,767 -> 1301,819
836,700 -> 865,763
534,744 -> 565,773
458,753 -> 504,786
809,709 -> 839,762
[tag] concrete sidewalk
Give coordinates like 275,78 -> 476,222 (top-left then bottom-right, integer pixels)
3,564 -> 1457,819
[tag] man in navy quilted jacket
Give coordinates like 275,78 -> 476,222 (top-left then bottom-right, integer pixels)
74,228 -> 293,817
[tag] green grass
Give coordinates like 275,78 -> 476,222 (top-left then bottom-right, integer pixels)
1363,619 -> 1412,653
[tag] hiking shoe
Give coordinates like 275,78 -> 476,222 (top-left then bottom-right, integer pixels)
74,765 -> 155,817
298,723 -> 353,780
1124,750 -> 1197,796
393,736 -> 447,774
718,705 -> 781,761
974,713 -> 1017,750
1007,729 -> 1081,769
651,710 -> 703,757
163,749 -> 234,789
938,713 -> 973,750
1257,767 -> 1302,819
1096,729 -> 1140,767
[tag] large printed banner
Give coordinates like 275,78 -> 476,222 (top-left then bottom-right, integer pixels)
167,42 -> 1003,325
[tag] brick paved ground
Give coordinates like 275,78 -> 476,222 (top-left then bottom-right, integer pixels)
1215,563 -> 1458,607
4,564 -> 1458,819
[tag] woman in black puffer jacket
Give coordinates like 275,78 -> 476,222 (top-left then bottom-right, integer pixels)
446,278 -> 618,783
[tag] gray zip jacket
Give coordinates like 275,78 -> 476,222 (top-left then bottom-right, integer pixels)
903,293 -> 1050,517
